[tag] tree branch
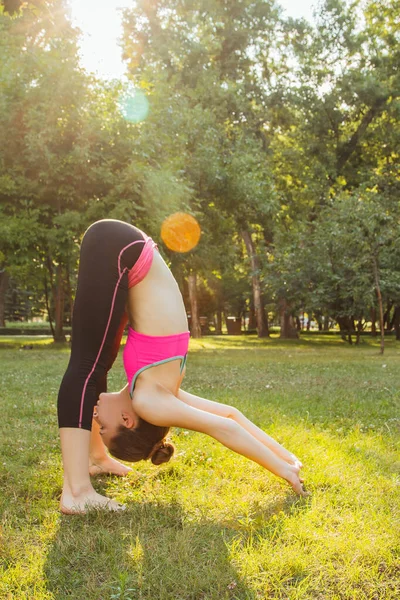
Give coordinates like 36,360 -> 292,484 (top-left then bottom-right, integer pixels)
336,95 -> 389,173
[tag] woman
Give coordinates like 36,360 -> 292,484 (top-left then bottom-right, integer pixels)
58,219 -> 307,515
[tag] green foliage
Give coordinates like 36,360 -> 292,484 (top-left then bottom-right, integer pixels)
1,0 -> 400,335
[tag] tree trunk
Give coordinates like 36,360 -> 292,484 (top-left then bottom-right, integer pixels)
370,308 -> 377,337
44,274 -> 55,339
54,263 -> 66,342
211,278 -> 223,335
223,310 -> 228,332
323,316 -> 330,331
355,320 -> 363,345
383,302 -> 393,330
389,306 -> 397,330
65,263 -> 74,326
393,306 -> 400,341
0,270 -> 9,327
241,229 -> 269,337
336,316 -> 353,344
279,298 -> 299,339
188,271 -> 201,338
215,310 -> 222,335
248,299 -> 256,330
372,256 -> 384,355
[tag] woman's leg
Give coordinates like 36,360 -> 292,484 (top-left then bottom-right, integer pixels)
57,220 -> 146,512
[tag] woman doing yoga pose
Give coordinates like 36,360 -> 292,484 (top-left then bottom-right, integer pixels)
58,219 -> 307,514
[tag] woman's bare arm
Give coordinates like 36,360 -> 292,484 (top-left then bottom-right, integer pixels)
134,385 -> 306,496
177,388 -> 302,468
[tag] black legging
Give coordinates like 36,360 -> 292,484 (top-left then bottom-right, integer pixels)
58,220 -> 146,431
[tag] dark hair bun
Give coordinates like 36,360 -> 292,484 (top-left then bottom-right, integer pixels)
151,442 -> 174,465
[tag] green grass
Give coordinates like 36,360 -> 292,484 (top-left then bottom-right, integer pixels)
0,334 -> 399,599
4,321 -> 51,329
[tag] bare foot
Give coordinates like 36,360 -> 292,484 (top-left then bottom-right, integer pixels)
60,488 -> 126,515
284,464 -> 310,497
89,455 -> 132,477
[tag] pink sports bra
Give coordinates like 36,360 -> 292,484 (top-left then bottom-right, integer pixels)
127,233 -> 158,288
123,328 -> 190,396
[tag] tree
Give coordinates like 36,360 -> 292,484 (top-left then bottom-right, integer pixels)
121,0 -> 287,336
0,6 -> 140,337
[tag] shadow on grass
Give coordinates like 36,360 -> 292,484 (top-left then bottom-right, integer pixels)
43,500 -> 262,600
219,492 -> 310,533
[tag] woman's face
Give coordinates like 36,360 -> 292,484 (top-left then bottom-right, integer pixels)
93,391 -> 138,447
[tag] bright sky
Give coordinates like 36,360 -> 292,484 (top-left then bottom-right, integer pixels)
69,0 -> 317,80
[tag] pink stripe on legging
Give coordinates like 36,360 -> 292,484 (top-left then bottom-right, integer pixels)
118,238 -> 146,276
78,238 -> 146,428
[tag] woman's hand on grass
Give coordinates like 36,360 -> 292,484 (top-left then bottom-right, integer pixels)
284,464 -> 309,497
274,446 -> 303,469
287,453 -> 303,469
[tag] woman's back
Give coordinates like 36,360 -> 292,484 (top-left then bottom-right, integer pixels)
127,250 -> 188,335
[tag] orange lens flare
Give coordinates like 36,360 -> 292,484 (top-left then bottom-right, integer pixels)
161,213 -> 201,253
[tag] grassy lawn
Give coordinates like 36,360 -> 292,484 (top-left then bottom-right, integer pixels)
0,334 -> 399,599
